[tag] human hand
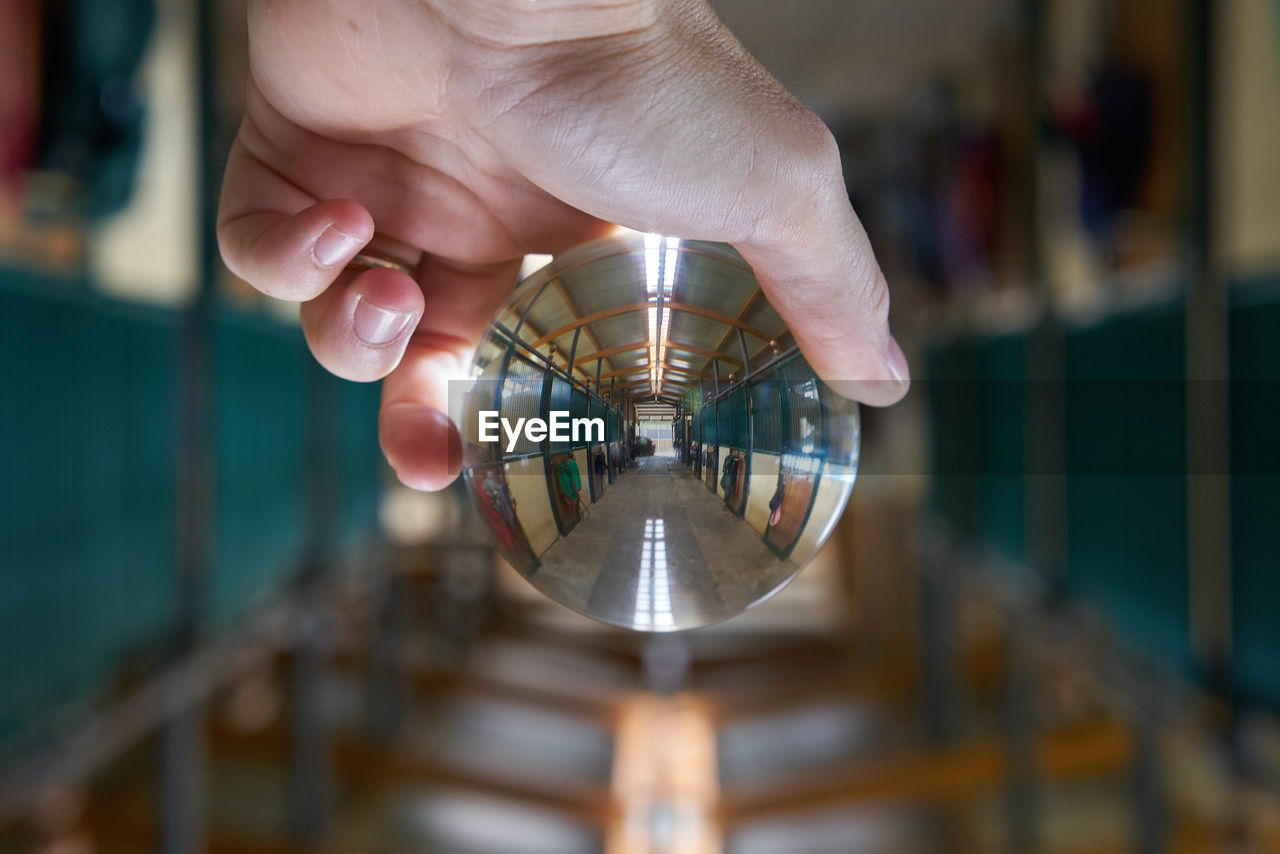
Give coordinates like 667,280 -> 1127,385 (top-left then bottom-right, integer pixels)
217,0 -> 910,491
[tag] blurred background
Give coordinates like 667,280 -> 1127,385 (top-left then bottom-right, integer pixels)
1,0 -> 1278,851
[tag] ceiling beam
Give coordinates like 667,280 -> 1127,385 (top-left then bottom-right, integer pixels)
550,278 -> 614,374
517,316 -> 596,385
664,340 -> 742,369
531,301 -> 772,349
660,364 -> 712,380
572,341 -> 649,366
701,287 -> 769,374
601,364 -> 651,381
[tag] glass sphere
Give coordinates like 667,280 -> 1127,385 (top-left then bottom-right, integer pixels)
456,233 -> 860,631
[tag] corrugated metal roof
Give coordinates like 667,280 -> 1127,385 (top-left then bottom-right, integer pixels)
505,235 -> 788,403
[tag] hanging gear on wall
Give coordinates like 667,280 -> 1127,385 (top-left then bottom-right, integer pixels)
720,453 -> 739,495
34,0 -> 155,220
553,454 -> 587,521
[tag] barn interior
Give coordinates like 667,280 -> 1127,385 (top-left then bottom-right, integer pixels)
2,0 -> 1280,852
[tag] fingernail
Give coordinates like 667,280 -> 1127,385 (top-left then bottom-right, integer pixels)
313,226 -> 363,267
887,336 -> 910,388
353,296 -> 415,346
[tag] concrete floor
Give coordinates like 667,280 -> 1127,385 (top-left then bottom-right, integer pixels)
533,455 -> 800,631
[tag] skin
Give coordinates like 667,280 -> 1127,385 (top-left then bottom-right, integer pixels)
218,0 -> 910,491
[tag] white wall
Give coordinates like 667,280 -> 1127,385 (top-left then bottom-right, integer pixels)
1221,0 -> 1280,274
506,456 -> 559,557
89,0 -> 197,304
744,452 -> 781,536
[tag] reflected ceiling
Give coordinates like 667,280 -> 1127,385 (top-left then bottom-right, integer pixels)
494,235 -> 792,406
461,234 -> 860,632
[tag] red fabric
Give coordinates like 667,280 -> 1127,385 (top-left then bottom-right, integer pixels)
0,0 -> 40,192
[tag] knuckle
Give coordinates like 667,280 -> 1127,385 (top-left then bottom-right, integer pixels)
792,110 -> 842,175
753,110 -> 846,245
771,104 -> 842,192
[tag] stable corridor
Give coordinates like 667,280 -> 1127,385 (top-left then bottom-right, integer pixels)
535,456 -> 794,630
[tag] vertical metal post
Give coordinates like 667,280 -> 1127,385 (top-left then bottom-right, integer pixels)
286,285 -> 343,844
304,361 -> 338,579
512,280 -> 553,340
567,325 -> 581,379
595,356 -> 602,397
367,570 -> 411,741
1184,0 -> 1232,699
1011,0 -> 1047,849
1133,690 -> 1167,854
735,328 -> 750,377
919,564 -> 960,744
160,0 -> 225,847
289,607 -> 334,844
160,704 -> 206,854
1005,608 -> 1039,853
1024,0 -> 1064,597
712,359 -> 721,397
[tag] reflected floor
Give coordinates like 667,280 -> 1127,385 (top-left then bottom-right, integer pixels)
534,455 -> 795,630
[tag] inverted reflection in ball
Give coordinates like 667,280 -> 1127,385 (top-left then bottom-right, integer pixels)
457,234 -> 859,631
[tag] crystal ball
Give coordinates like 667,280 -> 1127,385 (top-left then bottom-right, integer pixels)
455,233 -> 860,631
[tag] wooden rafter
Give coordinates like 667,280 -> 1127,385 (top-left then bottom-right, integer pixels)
516,316 -> 597,385
531,301 -> 771,349
663,340 -> 742,369
572,340 -> 649,366
660,364 -> 712,380
601,364 -> 651,381
550,278 -> 614,374
699,287 -> 768,374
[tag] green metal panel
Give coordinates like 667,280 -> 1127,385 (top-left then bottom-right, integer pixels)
1063,301 -> 1190,674
1229,274 -> 1280,709
330,373 -> 384,551
749,376 -> 782,454
206,310 -> 309,628
0,270 -> 388,761
925,338 -> 982,542
545,374 -> 573,453
724,386 -> 749,450
569,385 -> 590,448
973,332 -> 1028,567
500,353 -> 545,458
0,278 -> 179,760
781,367 -> 822,458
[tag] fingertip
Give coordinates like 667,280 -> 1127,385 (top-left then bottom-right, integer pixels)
218,199 -> 375,301
307,200 -> 375,269
823,379 -> 908,408
301,266 -> 423,382
887,335 -> 911,390
351,265 -> 424,316
380,403 -> 462,492
319,199 -> 376,242
821,336 -> 910,407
